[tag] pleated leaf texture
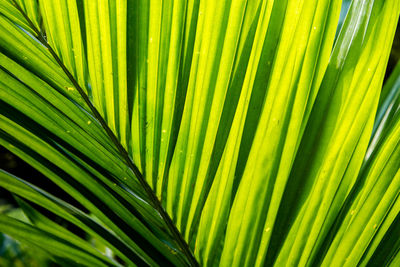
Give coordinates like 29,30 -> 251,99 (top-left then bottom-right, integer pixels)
0,0 -> 399,266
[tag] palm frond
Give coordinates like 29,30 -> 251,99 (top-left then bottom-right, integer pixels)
0,0 -> 399,266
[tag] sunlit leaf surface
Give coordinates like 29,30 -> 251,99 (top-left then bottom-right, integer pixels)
0,0 -> 399,266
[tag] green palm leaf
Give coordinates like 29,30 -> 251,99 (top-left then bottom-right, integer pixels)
0,0 -> 399,266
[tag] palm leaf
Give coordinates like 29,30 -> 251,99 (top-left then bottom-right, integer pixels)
0,0 -> 399,266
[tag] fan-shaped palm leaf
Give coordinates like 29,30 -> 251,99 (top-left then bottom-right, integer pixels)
0,0 -> 399,266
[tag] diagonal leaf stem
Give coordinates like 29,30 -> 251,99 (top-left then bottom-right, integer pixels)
9,1 -> 198,265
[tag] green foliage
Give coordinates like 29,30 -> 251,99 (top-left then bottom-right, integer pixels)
0,206 -> 53,267
0,0 -> 399,266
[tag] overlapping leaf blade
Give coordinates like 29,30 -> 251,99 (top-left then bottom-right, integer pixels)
0,0 -> 194,265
